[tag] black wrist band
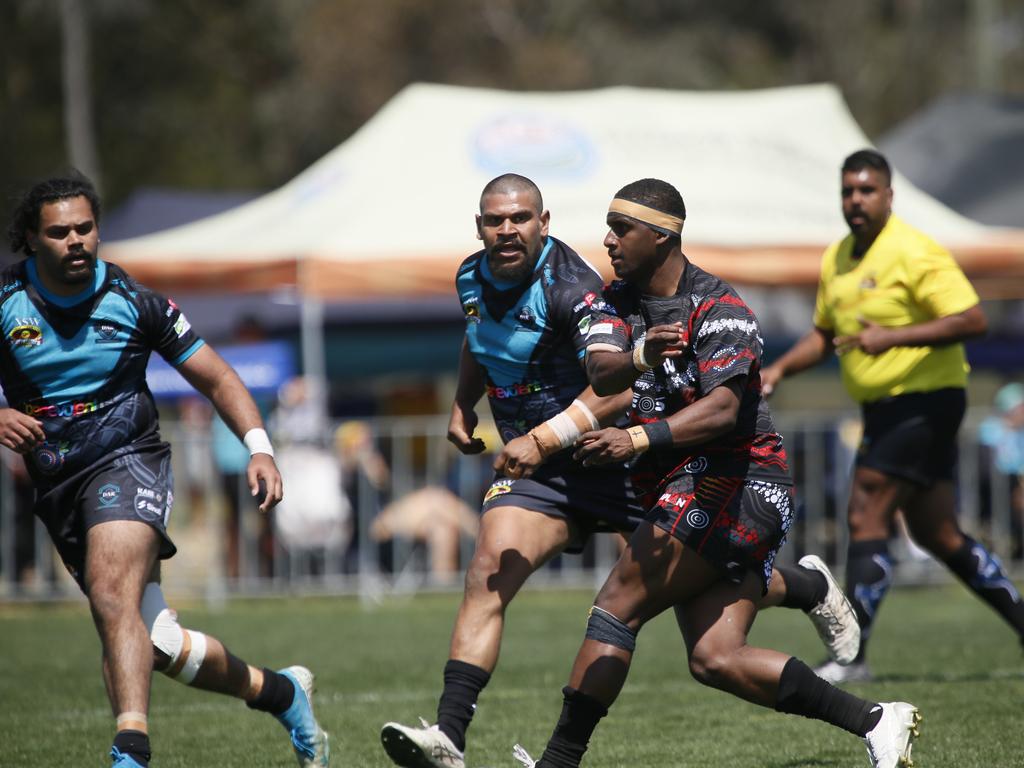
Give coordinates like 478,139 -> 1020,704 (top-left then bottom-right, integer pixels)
641,420 -> 673,451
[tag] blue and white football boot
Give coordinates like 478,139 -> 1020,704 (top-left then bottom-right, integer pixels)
109,747 -> 147,767
276,666 -> 330,766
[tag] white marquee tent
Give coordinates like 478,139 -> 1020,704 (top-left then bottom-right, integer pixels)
105,82 -> 1024,301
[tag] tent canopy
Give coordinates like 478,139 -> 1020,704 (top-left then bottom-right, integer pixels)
105,83 -> 1024,299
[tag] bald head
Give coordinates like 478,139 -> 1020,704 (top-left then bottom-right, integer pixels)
479,173 -> 543,214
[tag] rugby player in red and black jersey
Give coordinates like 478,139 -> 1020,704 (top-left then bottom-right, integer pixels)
515,179 -> 920,768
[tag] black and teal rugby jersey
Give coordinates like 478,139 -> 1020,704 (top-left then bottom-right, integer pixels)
456,236 -> 609,444
0,258 -> 204,488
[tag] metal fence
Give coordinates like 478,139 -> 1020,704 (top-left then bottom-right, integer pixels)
1,410 -> 1020,602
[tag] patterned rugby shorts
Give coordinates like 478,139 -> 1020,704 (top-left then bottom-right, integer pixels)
645,472 -> 794,591
34,443 -> 177,591
480,456 -> 646,553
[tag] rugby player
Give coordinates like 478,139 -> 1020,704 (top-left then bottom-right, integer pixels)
381,175 -> 861,768
761,149 -> 1024,683
513,178 -> 918,768
2,174 -> 329,767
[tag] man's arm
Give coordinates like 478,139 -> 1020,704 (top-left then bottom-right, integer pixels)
573,377 -> 744,466
586,322 -> 686,396
760,326 -> 834,396
176,345 -> 282,512
834,305 -> 987,356
448,337 -> 487,454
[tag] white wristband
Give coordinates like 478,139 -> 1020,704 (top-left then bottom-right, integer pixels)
242,428 -> 275,458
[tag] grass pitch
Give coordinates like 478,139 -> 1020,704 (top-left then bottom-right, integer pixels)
1,583 -> 1022,767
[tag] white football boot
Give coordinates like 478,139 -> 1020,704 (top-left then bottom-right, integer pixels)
512,744 -> 537,767
863,702 -> 921,767
799,554 -> 861,665
381,719 -> 465,768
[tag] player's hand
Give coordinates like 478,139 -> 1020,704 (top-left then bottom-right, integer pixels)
493,434 -> 543,480
448,401 -> 486,454
642,322 -> 687,362
835,317 -> 894,356
760,364 -> 784,396
247,453 -> 283,513
573,428 -> 635,467
0,408 -> 45,454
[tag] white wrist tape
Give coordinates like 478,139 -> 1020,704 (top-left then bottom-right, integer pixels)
243,428 -> 274,458
529,399 -> 600,459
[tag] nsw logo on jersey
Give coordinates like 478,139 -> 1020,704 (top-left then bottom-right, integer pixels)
93,320 -> 122,343
8,317 -> 43,347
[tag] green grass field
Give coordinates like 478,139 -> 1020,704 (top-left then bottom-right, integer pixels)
2,583 -> 1022,767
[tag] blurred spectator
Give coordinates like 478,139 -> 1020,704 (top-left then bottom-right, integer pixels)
0,447 -> 42,588
270,377 -> 350,554
370,486 -> 478,582
212,316 -> 275,579
979,383 -> 1024,558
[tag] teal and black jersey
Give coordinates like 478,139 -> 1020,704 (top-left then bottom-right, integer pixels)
0,258 -> 204,489
457,236 -> 609,445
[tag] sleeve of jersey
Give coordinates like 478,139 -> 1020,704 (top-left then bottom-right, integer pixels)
693,298 -> 761,391
554,275 -> 619,360
140,290 -> 206,366
911,245 -> 980,318
583,308 -> 630,355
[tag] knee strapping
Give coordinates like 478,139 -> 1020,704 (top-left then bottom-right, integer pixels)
585,606 -> 636,652
140,582 -> 207,684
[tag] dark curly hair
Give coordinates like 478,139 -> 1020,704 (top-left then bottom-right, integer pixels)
7,172 -> 101,256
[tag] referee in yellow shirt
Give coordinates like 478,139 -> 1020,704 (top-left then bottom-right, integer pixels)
761,149 -> 1024,683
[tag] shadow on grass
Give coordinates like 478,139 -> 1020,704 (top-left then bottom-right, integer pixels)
846,667 -> 1024,685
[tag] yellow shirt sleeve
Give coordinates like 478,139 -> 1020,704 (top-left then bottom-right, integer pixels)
909,244 -> 979,319
812,243 -> 838,331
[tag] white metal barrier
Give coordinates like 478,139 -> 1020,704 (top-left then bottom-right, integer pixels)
0,411 -> 1019,601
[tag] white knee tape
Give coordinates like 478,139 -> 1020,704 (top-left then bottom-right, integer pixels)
140,582 -> 207,684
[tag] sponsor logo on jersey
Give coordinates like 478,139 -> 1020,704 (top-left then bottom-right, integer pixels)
484,478 -> 514,503
93,320 -> 122,343
173,314 -> 192,338
577,315 -> 592,335
487,380 -> 546,399
517,306 -> 537,326
462,296 -> 481,323
35,441 -> 70,475
24,399 -> 98,418
8,320 -> 42,347
166,298 -> 179,317
585,322 -> 614,338
98,483 -> 121,508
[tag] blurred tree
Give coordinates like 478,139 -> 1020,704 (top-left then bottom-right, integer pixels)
1,0 -> 1020,208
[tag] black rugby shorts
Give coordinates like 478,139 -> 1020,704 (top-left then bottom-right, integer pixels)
33,444 -> 177,591
856,388 -> 965,486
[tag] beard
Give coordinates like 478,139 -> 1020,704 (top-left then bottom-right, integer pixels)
486,247 -> 537,284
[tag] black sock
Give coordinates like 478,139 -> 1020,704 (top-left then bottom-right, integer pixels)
247,668 -> 296,716
775,657 -> 882,736
436,659 -> 491,752
945,536 -> 1024,636
777,563 -> 829,611
845,539 -> 894,662
113,730 -> 151,767
536,686 -> 608,768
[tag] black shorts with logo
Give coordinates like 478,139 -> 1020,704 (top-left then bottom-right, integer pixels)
645,472 -> 794,591
33,443 -> 177,591
857,387 -> 966,487
480,456 -> 645,553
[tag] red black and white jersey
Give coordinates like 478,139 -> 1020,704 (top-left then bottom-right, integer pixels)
585,259 -> 791,488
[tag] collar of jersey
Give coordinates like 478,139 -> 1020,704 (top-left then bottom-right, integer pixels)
26,257 -> 107,307
480,236 -> 553,289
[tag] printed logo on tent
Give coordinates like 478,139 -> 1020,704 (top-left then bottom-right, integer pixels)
472,114 -> 596,179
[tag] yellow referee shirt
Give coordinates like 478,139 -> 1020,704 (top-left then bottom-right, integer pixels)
813,214 -> 980,404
